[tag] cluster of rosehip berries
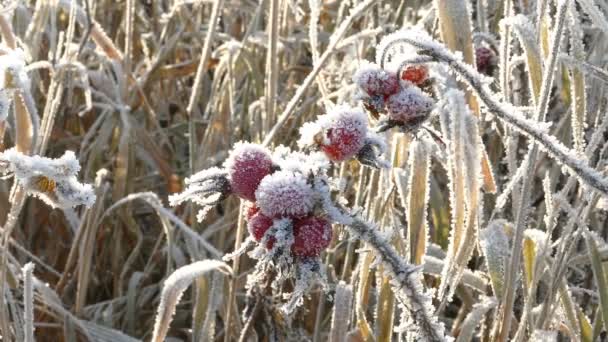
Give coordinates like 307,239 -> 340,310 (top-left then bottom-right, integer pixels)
353,61 -> 435,133
215,143 -> 333,258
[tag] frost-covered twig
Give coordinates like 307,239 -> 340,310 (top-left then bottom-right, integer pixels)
376,28 -> 608,196
346,214 -> 445,341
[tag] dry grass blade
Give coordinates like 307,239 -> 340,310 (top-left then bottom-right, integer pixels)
455,297 -> 497,342
151,260 -> 232,342
584,231 -> 608,336
330,281 -> 353,342
434,0 -> 496,194
406,139 -> 431,265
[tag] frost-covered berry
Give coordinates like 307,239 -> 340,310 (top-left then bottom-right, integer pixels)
291,216 -> 332,257
245,203 -> 260,220
255,171 -> 315,218
247,211 -> 275,248
401,65 -> 428,86
299,105 -> 368,162
353,61 -> 400,97
476,46 -> 496,76
386,86 -> 434,123
224,142 -> 274,201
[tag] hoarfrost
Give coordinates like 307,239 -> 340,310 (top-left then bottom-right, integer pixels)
0,149 -> 95,208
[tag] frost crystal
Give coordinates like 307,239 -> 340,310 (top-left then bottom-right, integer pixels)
255,170 -> 315,218
0,149 -> 95,208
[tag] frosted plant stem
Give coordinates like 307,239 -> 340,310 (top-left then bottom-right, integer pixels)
265,0 -> 279,133
497,1 -> 569,340
499,0 -> 512,96
23,263 -> 35,342
346,215 -> 445,341
378,28 -> 608,195
186,0 -> 224,173
224,202 -> 246,342
0,188 -> 26,339
262,0 -> 377,147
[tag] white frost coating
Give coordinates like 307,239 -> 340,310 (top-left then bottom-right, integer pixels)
0,48 -> 30,89
272,145 -> 329,175
576,0 -> 608,34
151,260 -> 231,342
222,141 -> 272,175
386,86 -> 434,122
0,89 -> 10,122
456,297 -> 497,342
255,170 -> 315,217
530,330 -> 558,342
524,229 -> 549,259
479,220 -> 511,297
168,166 -> 228,222
0,149 -> 95,208
347,215 -> 446,341
352,59 -> 387,96
298,104 -> 368,151
22,262 -> 35,342
313,176 -> 353,225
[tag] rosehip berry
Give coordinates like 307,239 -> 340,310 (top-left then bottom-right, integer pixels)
291,216 -> 332,257
224,142 -> 274,201
401,65 -> 428,86
245,203 -> 260,220
476,46 -> 496,76
247,212 -> 275,248
386,87 -> 434,123
318,106 -> 368,162
255,171 -> 315,218
353,62 -> 400,97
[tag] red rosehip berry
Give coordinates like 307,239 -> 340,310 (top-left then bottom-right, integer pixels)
291,216 -> 332,257
255,171 -> 315,218
401,65 -> 428,86
476,47 -> 496,76
247,211 -> 275,248
386,87 -> 434,123
353,62 -> 400,97
224,143 -> 274,201
317,106 -> 369,162
245,203 -> 260,221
